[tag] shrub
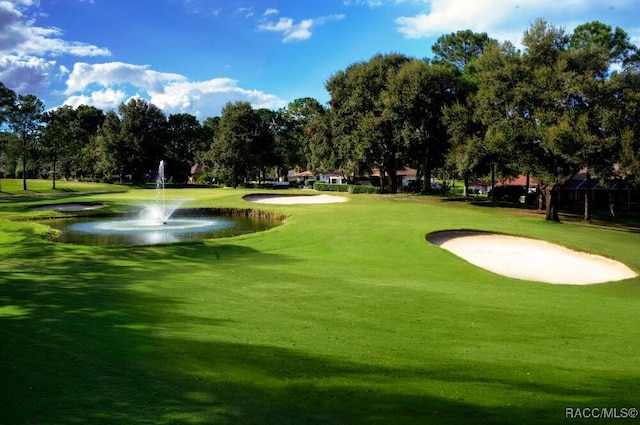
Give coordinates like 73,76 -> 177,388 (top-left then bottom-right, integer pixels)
348,185 -> 380,194
489,185 -> 526,203
314,182 -> 348,192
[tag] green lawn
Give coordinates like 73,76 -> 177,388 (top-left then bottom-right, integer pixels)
0,178 -> 130,195
1,183 -> 639,424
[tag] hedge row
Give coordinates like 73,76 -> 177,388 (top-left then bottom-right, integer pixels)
347,185 -> 380,194
313,182 -> 348,192
314,182 -> 381,194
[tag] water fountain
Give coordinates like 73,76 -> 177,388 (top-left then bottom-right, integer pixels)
44,160 -> 280,246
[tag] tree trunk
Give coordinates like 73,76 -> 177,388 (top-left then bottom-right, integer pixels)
422,145 -> 430,194
22,151 -> 27,191
463,173 -> 469,197
584,171 -> 591,221
390,170 -> 398,194
544,185 -> 560,222
490,163 -> 496,204
537,184 -> 544,211
525,172 -> 530,205
608,191 -> 616,219
423,163 -> 431,193
388,155 -> 398,194
52,156 -> 57,190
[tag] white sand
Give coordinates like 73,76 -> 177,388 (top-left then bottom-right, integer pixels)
428,231 -> 637,285
244,194 -> 349,204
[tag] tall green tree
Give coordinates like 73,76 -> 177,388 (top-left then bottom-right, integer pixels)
0,83 -> 17,192
7,94 -> 45,190
569,21 -> 639,71
42,106 -> 75,189
611,69 -> 640,191
73,105 -> 105,180
90,110 -> 127,181
475,41 -> 530,203
253,108 -> 278,182
431,29 -> 495,70
211,101 -> 260,187
166,113 -> 204,184
306,109 -> 338,174
566,21 -> 638,220
326,53 -> 412,192
0,82 -> 17,125
476,20 -> 583,221
383,59 -> 457,192
433,30 -> 496,196
277,97 -> 325,175
118,98 -> 167,182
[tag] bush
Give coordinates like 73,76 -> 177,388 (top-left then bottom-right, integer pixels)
314,182 -> 381,194
314,182 -> 348,192
348,185 -> 380,194
489,185 -> 526,203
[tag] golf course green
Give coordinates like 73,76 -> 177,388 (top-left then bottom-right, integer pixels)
1,181 -> 639,424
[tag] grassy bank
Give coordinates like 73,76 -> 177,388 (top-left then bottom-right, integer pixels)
1,184 -> 639,424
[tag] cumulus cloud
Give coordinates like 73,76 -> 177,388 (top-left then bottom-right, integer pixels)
257,10 -> 345,43
0,1 -> 110,57
65,62 -> 186,94
393,0 -> 639,43
0,0 -> 110,96
149,78 -> 287,118
64,88 -> 129,111
62,61 -> 287,118
0,54 -> 57,94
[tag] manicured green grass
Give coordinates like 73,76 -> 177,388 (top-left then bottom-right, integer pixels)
0,178 -> 131,195
1,183 -> 639,424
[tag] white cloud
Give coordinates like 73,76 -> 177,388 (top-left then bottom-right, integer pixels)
264,8 -> 279,16
62,61 -> 287,119
395,0 -> 527,39
344,0 -> 418,6
64,88 -> 129,111
0,0 -> 110,96
257,14 -> 345,43
65,62 -> 186,94
149,78 -> 287,118
0,1 -> 110,57
0,54 -> 57,94
237,7 -> 253,18
393,0 -> 640,44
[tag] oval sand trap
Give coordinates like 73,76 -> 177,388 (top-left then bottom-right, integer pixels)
427,231 -> 637,285
244,194 -> 348,204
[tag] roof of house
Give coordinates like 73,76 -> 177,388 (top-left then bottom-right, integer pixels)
471,175 -> 538,187
190,163 -> 203,175
371,167 -> 418,177
563,169 -> 620,190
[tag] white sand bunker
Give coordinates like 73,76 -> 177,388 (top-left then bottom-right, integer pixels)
32,203 -> 106,212
244,194 -> 348,205
428,231 -> 637,285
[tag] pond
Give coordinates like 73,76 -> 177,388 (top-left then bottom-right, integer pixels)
44,209 -> 281,246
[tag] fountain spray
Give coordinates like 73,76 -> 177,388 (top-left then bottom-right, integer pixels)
158,160 -> 167,224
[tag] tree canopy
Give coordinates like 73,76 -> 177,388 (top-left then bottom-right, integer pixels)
0,18 -> 638,222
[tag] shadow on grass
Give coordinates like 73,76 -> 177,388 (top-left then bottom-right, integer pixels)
1,233 -> 636,424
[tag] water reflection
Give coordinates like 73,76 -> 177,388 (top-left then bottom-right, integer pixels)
46,214 -> 278,246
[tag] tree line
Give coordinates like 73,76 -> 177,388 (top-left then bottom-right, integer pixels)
1,18 -> 639,221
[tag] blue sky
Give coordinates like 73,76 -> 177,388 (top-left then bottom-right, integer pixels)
1,0 -> 639,119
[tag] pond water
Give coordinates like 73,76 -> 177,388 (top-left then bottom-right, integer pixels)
45,210 -> 280,246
